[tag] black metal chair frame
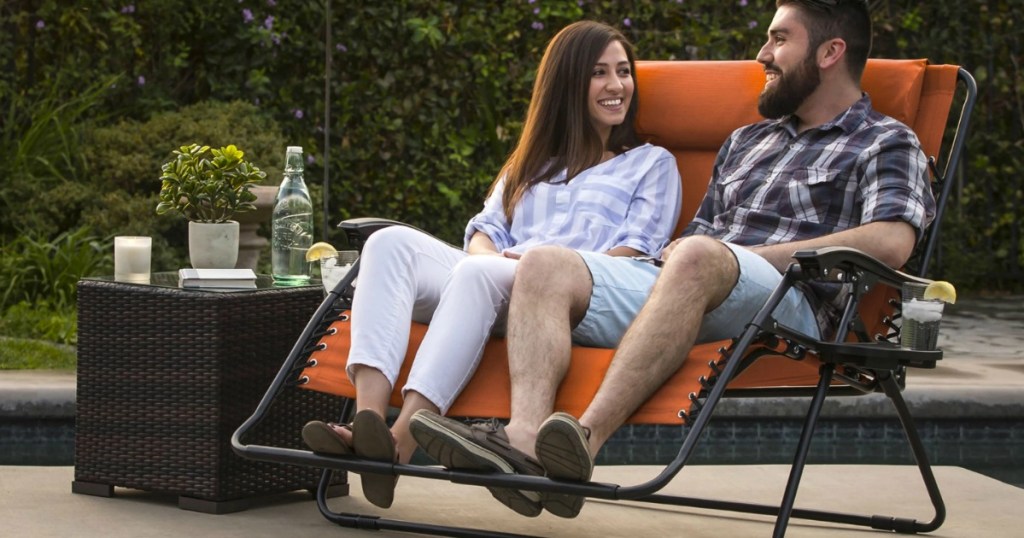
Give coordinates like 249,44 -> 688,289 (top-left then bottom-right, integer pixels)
232,67 -> 976,538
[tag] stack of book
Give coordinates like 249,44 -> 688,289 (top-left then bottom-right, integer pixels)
178,268 -> 257,290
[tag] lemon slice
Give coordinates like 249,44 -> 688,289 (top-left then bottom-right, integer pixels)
923,280 -> 957,304
305,241 -> 338,262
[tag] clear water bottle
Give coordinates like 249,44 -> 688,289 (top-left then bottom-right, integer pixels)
271,146 -> 314,283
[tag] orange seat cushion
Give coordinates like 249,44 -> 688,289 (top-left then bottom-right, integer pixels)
304,314 -> 825,424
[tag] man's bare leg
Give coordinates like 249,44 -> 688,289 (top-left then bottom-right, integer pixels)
580,236 -> 739,453
503,246 -> 593,458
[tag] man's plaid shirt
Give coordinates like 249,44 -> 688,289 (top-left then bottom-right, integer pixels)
684,94 -> 936,336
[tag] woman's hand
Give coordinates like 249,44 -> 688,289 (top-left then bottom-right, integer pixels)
660,237 -> 683,262
604,245 -> 644,258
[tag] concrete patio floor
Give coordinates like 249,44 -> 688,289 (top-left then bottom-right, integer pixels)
3,463 -> 1021,537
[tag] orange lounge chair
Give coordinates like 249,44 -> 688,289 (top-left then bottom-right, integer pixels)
233,59 -> 976,537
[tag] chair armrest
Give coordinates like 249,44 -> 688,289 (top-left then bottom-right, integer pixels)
791,246 -> 931,288
789,247 -> 944,368
337,218 -> 429,250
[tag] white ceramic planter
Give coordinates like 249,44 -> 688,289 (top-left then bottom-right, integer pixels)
188,221 -> 240,269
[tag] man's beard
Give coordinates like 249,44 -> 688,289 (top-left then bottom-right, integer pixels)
758,52 -> 821,119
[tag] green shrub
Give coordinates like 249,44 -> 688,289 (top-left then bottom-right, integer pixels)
0,303 -> 77,347
0,226 -> 104,346
81,100 -> 286,195
2,0 -> 1022,289
0,227 -> 110,312
0,74 -> 117,239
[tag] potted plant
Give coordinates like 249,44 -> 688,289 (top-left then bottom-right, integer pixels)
157,143 -> 267,268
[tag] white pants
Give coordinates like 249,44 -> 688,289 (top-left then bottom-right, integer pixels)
346,226 -> 517,413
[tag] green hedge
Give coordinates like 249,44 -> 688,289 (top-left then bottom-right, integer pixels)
1,0 -> 1022,290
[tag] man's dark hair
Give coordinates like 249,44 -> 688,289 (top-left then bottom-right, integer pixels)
776,0 -> 872,80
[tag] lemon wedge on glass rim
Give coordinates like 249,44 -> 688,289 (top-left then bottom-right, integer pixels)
923,280 -> 957,304
305,241 -> 338,262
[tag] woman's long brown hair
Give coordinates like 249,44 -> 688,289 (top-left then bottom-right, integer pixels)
493,21 -> 641,222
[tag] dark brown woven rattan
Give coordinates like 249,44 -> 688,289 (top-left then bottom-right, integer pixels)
73,275 -> 348,513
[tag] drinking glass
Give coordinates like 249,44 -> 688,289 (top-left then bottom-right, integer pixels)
900,282 -> 944,350
320,250 -> 359,292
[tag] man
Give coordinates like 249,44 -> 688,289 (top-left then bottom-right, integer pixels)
409,0 -> 935,519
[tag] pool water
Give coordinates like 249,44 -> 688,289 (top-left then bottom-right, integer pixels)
4,418 -> 1021,489
597,419 -> 1024,489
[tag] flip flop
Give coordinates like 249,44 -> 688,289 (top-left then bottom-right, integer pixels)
352,409 -> 399,509
302,420 -> 354,456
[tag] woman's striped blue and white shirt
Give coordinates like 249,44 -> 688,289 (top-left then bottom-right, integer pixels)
464,143 -> 682,258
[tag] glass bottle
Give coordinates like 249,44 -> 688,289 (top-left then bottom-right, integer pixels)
271,146 -> 314,283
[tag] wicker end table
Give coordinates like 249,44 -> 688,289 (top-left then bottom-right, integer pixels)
72,274 -> 348,513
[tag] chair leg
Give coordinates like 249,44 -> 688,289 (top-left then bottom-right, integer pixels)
772,363 -> 833,538
313,467 -> 539,538
879,374 -> 946,533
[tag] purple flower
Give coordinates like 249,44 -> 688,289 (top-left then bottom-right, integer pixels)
35,19 -> 45,30
528,0 -> 536,3
306,154 -> 315,165
293,109 -> 304,119
531,21 -> 544,31
242,9 -> 253,23
137,75 -> 146,86
533,7 -> 540,14
623,18 -> 632,27
748,20 -> 758,29
267,0 -> 276,5
271,33 -> 281,45
739,0 -> 748,5
336,43 -> 348,52
577,0 -> 584,5
264,15 -> 274,30
120,5 -> 135,14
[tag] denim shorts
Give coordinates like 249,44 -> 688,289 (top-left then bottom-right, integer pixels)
570,243 -> 819,349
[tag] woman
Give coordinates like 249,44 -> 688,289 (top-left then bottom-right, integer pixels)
301,20 -> 681,509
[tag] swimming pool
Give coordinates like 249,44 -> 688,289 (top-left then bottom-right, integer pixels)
4,417 -> 1020,489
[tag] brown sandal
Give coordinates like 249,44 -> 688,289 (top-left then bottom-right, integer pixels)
352,409 -> 399,509
301,420 -> 354,456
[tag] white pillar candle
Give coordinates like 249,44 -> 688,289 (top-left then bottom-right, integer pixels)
114,236 -> 152,283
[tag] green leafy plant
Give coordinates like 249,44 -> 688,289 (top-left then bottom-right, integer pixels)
156,143 -> 267,223
0,303 -> 78,348
0,226 -> 106,347
0,74 -> 117,239
0,227 -> 111,313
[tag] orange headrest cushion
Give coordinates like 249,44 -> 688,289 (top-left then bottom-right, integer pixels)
635,59 -> 928,152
